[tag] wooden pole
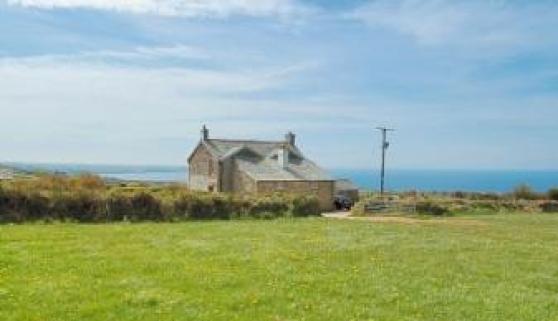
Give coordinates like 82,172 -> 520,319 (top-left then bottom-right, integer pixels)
376,127 -> 394,196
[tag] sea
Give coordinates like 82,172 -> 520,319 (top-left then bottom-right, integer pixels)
6,163 -> 558,193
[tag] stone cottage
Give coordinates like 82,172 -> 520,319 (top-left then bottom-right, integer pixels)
187,126 -> 335,210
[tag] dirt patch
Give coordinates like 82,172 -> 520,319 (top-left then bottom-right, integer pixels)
322,211 -> 486,227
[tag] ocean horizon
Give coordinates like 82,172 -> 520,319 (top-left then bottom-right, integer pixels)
6,162 -> 558,193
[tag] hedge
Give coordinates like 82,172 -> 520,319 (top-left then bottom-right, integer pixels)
0,178 -> 322,223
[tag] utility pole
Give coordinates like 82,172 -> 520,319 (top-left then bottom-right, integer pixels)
376,127 -> 395,196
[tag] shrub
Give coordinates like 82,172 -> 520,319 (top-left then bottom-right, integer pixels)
0,187 -> 51,223
21,192 -> 50,221
186,195 -> 233,220
172,194 -> 192,220
209,195 -> 234,220
70,174 -> 105,190
50,193 -> 104,222
472,192 -> 502,201
33,175 -> 70,192
186,196 -> 213,219
106,194 -> 132,221
291,195 -> 321,217
1,177 -> 353,222
150,192 -> 244,221
129,192 -> 163,221
249,196 -> 290,218
0,188 -> 24,223
452,191 -> 466,199
548,188 -> 558,201
0,186 -> 7,211
512,184 -> 540,200
416,200 -> 450,216
228,198 -> 252,219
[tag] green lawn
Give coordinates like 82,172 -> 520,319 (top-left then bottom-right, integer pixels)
1,215 -> 558,321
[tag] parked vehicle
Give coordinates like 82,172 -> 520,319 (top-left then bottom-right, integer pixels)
334,194 -> 354,210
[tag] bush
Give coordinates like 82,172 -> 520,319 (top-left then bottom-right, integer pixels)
21,192 -> 50,221
0,188 -> 50,223
249,196 -> 290,218
548,188 -> 558,201
129,192 -> 163,221
512,184 -> 540,200
183,194 -> 234,220
70,174 -> 105,190
416,200 -> 450,216
0,188 -> 24,223
291,195 -> 321,217
106,194 -> 132,221
51,193 -> 104,222
187,195 -> 217,220
0,176 -> 338,222
452,191 -> 466,199
471,192 -> 502,201
172,194 -> 192,220
208,195 -> 234,220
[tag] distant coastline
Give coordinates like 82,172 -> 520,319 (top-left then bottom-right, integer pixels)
0,164 -> 32,180
4,162 -> 558,193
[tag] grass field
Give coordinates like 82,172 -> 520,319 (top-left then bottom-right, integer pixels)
1,214 -> 558,321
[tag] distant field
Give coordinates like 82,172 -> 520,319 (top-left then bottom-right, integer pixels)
1,215 -> 558,321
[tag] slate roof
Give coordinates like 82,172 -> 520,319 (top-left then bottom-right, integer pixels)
201,139 -> 333,181
335,179 -> 359,191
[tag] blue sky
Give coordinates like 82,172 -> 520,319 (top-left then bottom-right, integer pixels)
1,0 -> 557,169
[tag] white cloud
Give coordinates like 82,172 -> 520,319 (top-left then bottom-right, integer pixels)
0,49 -> 318,99
350,0 -> 557,50
0,49 -> 345,165
0,46 -> 326,159
7,0 -> 310,18
0,45 -> 210,66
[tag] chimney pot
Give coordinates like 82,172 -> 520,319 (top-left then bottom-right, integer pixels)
285,131 -> 295,146
201,125 -> 209,141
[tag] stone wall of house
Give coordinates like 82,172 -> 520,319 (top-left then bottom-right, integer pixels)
188,144 -> 219,192
256,180 -> 334,211
232,163 -> 256,194
219,158 -> 235,192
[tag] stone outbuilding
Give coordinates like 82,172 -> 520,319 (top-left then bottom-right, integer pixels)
187,126 -> 335,210
334,179 -> 360,203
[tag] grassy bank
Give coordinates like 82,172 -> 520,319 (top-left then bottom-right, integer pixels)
1,215 -> 558,320
353,188 -> 558,216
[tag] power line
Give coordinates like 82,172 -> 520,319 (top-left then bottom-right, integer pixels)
376,127 -> 395,195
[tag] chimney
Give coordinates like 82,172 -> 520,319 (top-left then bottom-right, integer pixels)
277,144 -> 289,169
201,125 -> 209,141
285,131 -> 295,146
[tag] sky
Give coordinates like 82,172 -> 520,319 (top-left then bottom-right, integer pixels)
1,0 -> 557,170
